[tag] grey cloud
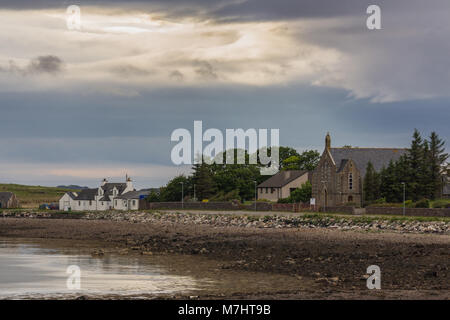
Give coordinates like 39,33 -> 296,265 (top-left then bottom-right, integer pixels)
194,61 -> 218,80
169,70 -> 184,81
0,55 -> 63,75
110,65 -> 151,77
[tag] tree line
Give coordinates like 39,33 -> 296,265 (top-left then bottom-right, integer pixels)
147,147 -> 320,202
364,129 -> 449,204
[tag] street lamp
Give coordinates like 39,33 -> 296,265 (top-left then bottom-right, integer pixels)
180,182 -> 184,209
253,181 -> 257,211
401,182 -> 405,216
193,184 -> 196,202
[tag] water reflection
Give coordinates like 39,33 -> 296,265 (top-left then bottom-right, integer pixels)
0,239 -> 203,299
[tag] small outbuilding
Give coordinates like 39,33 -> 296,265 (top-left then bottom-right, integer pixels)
0,192 -> 19,209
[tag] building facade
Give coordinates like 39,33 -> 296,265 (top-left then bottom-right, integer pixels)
0,192 -> 19,208
312,133 -> 407,207
59,177 -> 140,211
257,170 -> 311,202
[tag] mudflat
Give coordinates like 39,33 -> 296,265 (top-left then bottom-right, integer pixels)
0,216 -> 448,299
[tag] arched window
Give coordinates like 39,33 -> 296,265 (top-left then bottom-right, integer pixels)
348,173 -> 353,190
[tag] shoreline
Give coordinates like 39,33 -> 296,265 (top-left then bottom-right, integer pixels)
0,213 -> 449,299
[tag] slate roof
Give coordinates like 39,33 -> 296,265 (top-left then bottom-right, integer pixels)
101,183 -> 127,195
115,190 -> 150,200
330,148 -> 407,177
0,192 -> 15,202
74,188 -> 98,201
67,192 -> 78,199
257,170 -> 309,188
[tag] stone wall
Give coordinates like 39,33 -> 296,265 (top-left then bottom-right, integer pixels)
365,207 -> 450,217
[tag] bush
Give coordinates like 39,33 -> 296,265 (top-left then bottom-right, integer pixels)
277,197 -> 291,204
432,200 -> 449,208
415,199 -> 430,208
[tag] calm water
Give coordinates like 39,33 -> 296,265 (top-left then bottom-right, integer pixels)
0,239 -> 207,299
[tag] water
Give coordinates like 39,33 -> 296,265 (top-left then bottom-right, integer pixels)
0,239 -> 207,299
0,238 -> 311,299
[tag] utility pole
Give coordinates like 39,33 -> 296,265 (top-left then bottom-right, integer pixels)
254,181 -> 257,211
193,184 -> 196,202
401,182 -> 405,216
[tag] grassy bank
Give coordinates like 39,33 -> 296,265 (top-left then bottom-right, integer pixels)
0,184 -> 79,208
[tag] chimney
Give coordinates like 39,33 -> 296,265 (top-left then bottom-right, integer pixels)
101,178 -> 108,186
126,176 -> 133,190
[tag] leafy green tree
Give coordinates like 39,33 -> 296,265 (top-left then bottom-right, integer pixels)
281,150 -> 320,171
159,175 -> 190,202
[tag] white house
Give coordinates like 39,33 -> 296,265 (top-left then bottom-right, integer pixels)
59,191 -> 78,211
113,190 -> 150,211
60,177 -> 144,211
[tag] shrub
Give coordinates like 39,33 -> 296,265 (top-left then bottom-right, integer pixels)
405,200 -> 414,208
415,199 -> 430,208
432,200 -> 449,208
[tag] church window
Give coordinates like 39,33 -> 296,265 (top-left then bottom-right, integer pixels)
349,173 -> 353,190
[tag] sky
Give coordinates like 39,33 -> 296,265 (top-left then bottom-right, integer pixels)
0,0 -> 449,189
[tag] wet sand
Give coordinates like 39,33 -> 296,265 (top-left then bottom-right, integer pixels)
0,217 -> 449,299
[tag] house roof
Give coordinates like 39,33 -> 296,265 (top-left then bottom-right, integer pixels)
257,170 -> 309,188
115,190 -> 150,200
0,192 -> 14,202
67,192 -> 78,199
330,148 -> 407,177
101,183 -> 127,195
74,188 -> 98,201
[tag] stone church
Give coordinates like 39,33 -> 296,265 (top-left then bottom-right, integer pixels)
311,133 -> 407,207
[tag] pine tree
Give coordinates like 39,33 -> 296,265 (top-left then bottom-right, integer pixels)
364,162 -> 381,203
428,132 -> 449,199
192,163 -> 216,201
407,129 -> 426,201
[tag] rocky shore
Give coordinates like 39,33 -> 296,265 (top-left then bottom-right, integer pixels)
3,209 -> 450,234
1,210 -> 449,299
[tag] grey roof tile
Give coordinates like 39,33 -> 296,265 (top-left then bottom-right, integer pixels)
257,170 -> 309,188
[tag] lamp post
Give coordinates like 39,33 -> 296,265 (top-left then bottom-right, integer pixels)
180,182 -> 184,209
193,184 -> 196,202
254,181 -> 257,212
401,182 -> 405,216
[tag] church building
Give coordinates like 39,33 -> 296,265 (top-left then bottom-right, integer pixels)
311,133 -> 407,207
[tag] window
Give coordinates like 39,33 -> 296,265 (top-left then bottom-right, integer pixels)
115,200 -> 117,206
124,200 -> 127,206
348,196 -> 353,202
89,200 -> 92,206
78,201 -> 81,206
266,187 -> 268,193
349,173 -> 353,190
132,200 -> 136,206
271,188 -> 275,194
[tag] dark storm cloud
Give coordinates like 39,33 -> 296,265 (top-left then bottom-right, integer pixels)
4,0 -> 446,21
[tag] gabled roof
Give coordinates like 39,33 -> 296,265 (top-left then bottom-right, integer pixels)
74,188 -> 98,201
115,190 -> 149,200
101,183 -> 127,195
0,192 -> 15,202
257,170 -> 309,188
67,192 -> 78,199
330,148 -> 407,177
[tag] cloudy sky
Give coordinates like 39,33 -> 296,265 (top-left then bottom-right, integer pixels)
1,0 -> 449,188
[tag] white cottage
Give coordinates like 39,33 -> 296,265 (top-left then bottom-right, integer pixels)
60,177 -> 136,211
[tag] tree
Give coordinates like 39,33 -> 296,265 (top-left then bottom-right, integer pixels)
159,175 -> 190,202
428,132 -> 448,199
364,162 -> 381,203
281,150 -> 320,171
407,129 -> 426,201
192,162 -> 216,201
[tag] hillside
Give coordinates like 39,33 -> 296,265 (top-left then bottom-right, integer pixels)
0,184 -> 79,208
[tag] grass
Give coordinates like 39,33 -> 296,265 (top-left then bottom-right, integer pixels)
0,183 -> 80,208
301,212 -> 450,223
